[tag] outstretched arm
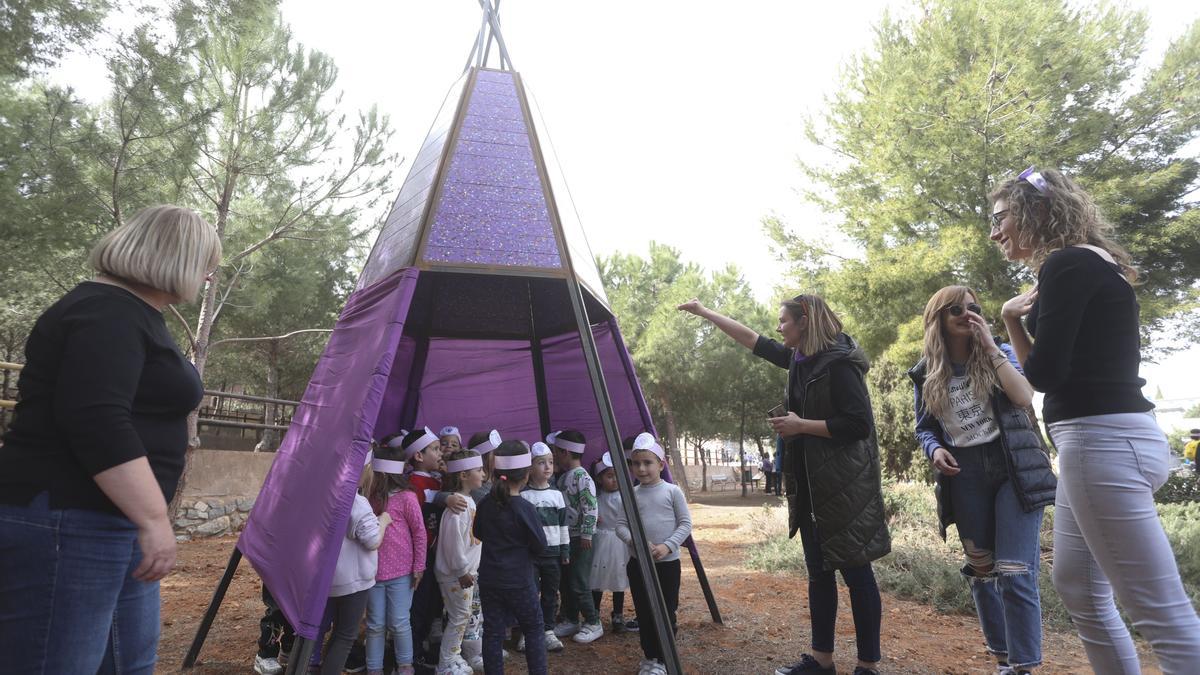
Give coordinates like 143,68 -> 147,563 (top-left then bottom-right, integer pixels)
677,298 -> 758,350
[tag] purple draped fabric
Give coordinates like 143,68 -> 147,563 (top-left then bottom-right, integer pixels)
237,269 -> 418,639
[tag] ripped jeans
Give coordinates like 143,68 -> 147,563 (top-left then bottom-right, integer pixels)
948,438 -> 1045,668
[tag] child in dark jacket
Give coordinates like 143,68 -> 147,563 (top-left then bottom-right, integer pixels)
474,441 -> 548,675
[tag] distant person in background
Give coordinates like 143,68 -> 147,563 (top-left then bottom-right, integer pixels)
774,437 -> 784,496
0,205 -> 221,674
1184,429 -> 1200,464
761,452 -> 774,494
990,166 -> 1200,673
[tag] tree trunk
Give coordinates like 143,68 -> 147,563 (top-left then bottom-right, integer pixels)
697,438 -> 708,492
660,397 -> 691,502
255,341 -> 280,452
739,400 -> 748,498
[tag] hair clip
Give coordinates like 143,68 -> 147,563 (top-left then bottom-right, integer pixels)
1018,166 -> 1049,195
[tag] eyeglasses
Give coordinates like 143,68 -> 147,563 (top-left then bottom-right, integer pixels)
990,210 -> 1008,228
943,303 -> 982,317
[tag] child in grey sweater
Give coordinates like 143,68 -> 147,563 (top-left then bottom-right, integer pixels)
615,433 -> 692,675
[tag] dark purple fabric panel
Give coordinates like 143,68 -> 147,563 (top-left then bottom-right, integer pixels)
237,268 -> 419,639
408,338 -> 543,444
540,323 -> 651,472
373,335 -> 417,440
423,69 -> 562,269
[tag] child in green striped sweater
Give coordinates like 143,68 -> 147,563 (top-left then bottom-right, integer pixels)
519,441 -> 570,653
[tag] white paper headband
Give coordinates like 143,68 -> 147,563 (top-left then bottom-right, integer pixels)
384,435 -> 406,449
531,442 -> 552,458
404,427 -> 440,459
493,452 -> 532,470
372,458 -> 408,474
439,425 -> 460,439
632,432 -> 665,461
363,450 -> 374,467
469,429 -> 502,454
551,432 -> 586,454
600,451 -> 614,469
445,455 -> 483,473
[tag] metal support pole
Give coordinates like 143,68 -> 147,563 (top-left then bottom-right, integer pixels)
284,637 -> 315,675
562,278 -> 683,674
685,538 -> 722,624
182,547 -> 243,668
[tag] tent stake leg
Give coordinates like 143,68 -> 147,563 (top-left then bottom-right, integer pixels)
686,539 -> 722,624
285,637 -> 315,675
183,547 -> 243,668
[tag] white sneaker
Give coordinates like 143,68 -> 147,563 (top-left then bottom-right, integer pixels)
572,621 -> 603,644
467,655 -> 484,672
253,655 -> 284,675
638,658 -> 666,675
552,620 -> 580,637
543,630 -> 564,652
516,634 -> 525,652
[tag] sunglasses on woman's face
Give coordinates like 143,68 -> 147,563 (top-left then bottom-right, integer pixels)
944,303 -> 982,317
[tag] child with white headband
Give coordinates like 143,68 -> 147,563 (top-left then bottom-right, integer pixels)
435,450 -> 486,675
466,429 -> 502,502
589,450 -> 633,637
617,432 -> 693,675
517,441 -> 570,654
474,441 -> 549,675
364,434 -> 429,675
398,427 -> 452,670
549,429 -> 602,644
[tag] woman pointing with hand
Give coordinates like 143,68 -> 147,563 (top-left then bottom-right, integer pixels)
679,294 -> 889,675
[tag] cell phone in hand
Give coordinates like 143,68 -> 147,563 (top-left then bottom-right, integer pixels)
766,403 -> 786,419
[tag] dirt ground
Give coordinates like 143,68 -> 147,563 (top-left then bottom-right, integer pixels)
159,490 -> 1157,674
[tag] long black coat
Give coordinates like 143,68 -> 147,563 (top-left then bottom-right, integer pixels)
756,333 -> 892,571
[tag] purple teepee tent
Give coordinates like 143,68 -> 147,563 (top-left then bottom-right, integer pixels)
184,7 -> 716,674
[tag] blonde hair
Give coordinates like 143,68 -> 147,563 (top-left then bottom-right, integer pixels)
781,294 -> 843,355
89,205 -> 221,302
989,168 -> 1136,281
918,286 -> 999,421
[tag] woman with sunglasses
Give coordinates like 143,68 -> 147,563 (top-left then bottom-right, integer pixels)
678,294 -> 889,675
990,168 -> 1200,673
910,285 -> 1055,675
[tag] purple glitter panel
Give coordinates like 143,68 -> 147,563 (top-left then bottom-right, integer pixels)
424,69 -> 561,269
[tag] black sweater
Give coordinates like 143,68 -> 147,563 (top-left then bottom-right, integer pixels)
1025,247 -> 1153,424
0,282 -> 203,514
474,492 -> 547,590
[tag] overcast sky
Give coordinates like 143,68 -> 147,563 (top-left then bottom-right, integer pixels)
52,0 -> 1200,400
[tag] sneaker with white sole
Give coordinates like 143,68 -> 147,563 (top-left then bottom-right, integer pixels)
254,655 -> 284,675
515,634 -> 525,652
637,659 -> 666,675
552,620 -> 580,637
543,630 -> 564,652
571,621 -> 603,644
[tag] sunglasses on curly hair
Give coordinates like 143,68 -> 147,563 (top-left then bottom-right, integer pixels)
943,303 -> 982,317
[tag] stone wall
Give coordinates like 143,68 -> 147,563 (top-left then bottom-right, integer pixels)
173,449 -> 277,541
174,495 -> 256,541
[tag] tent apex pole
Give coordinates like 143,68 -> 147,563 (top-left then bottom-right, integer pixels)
182,547 -> 242,668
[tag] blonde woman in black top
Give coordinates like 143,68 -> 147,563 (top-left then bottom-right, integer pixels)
0,205 -> 220,673
990,168 -> 1200,674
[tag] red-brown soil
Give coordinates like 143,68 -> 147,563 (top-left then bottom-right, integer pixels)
159,491 -> 1157,674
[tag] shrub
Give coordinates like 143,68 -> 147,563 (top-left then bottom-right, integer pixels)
1156,469 -> 1200,505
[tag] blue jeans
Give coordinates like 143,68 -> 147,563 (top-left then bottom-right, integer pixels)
1050,412 -> 1200,674
366,575 -> 414,669
947,439 -> 1045,668
0,493 -> 160,674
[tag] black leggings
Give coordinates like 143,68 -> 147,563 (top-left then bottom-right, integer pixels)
626,559 -> 680,661
591,590 -> 625,616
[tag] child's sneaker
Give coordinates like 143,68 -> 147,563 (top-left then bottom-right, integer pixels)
253,655 -> 284,675
552,620 -> 580,637
467,655 -> 484,672
610,612 -> 626,633
515,634 -> 525,652
638,659 -> 667,675
572,620 -> 604,644
543,629 -> 564,652
624,617 -> 640,632
775,654 -> 836,675
394,666 -> 416,675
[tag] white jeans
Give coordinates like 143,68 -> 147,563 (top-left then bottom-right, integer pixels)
1050,412 -> 1200,674
438,579 -> 480,668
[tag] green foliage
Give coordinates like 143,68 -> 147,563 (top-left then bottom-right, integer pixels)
0,0 -> 109,78
1157,469 -> 1200,505
599,244 -> 786,462
771,0 -> 1200,475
